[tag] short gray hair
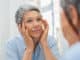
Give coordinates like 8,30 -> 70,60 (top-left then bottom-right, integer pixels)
15,3 -> 40,24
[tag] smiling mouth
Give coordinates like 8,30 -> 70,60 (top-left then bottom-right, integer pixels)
32,29 -> 42,33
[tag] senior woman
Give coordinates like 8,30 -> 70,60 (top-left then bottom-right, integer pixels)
6,2 -> 59,60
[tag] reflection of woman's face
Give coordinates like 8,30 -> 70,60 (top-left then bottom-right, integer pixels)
69,5 -> 80,32
62,4 -> 79,30
22,11 -> 43,39
69,5 -> 78,28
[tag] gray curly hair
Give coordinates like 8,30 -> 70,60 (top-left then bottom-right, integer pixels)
15,3 -> 40,24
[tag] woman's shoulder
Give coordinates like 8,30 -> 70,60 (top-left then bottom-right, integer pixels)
6,34 -> 22,43
5,34 -> 24,48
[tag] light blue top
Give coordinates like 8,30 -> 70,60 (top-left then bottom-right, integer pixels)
59,42 -> 80,60
5,34 -> 60,60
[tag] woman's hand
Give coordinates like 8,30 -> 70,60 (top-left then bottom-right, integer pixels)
18,22 -> 35,51
40,20 -> 49,46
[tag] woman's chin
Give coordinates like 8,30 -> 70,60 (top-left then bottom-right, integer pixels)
32,34 -> 41,39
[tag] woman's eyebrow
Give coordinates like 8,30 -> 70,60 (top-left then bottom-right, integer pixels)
38,14 -> 42,18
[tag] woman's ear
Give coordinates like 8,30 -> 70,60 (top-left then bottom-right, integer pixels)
17,23 -> 22,32
69,5 -> 78,27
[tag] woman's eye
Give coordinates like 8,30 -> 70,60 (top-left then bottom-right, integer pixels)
26,19 -> 33,23
37,18 -> 41,21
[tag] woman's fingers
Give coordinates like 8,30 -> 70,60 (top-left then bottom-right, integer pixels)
40,20 -> 49,42
41,20 -> 49,31
22,22 -> 26,34
19,22 -> 35,49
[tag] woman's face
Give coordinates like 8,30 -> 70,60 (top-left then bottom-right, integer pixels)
69,5 -> 80,33
22,11 -> 43,39
69,5 -> 78,28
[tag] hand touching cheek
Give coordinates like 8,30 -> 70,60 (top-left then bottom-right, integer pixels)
40,20 -> 49,46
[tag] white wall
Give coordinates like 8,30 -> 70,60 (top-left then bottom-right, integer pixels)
0,0 -> 9,60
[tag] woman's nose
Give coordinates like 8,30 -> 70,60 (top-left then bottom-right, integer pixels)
33,20 -> 39,25
33,21 -> 40,28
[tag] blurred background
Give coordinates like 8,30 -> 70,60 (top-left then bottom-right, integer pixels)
0,0 -> 60,60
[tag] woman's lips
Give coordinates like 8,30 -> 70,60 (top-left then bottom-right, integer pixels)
32,29 -> 42,33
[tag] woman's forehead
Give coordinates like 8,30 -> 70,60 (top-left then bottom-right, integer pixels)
23,11 -> 42,18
